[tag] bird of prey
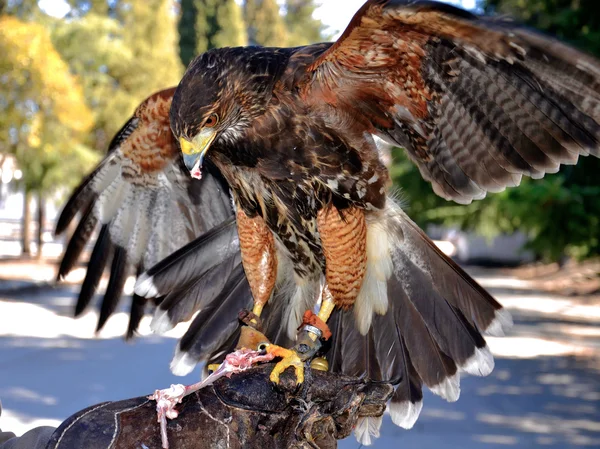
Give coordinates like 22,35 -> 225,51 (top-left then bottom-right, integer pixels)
57,0 -> 600,445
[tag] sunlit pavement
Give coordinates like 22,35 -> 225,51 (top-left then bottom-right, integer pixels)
1,268 -> 599,448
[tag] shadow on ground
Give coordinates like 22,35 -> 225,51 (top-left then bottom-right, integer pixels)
1,268 -> 599,448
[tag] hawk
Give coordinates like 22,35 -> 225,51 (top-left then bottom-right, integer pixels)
58,0 -> 600,445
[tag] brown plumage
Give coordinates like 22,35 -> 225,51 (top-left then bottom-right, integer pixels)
317,205 -> 367,309
55,88 -> 247,341
120,90 -> 177,174
236,208 -> 277,309
167,0 -> 600,443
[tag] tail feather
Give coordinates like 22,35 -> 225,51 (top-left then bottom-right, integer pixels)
325,298 -> 426,431
261,293 -> 296,350
56,200 -> 97,281
54,162 -> 105,237
189,257 -> 300,369
74,225 -> 112,317
392,206 -> 509,335
373,303 -> 424,429
126,294 -> 147,340
134,217 -> 239,299
323,197 -> 510,433
97,246 -> 129,332
341,311 -> 382,381
387,332 -> 423,429
372,312 -> 403,383
389,278 -> 460,402
354,415 -> 383,446
393,250 -> 491,375
170,264 -> 252,376
151,253 -> 241,333
323,308 -> 344,374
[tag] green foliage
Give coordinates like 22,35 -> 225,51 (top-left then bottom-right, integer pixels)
179,0 -> 247,66
1,0 -> 183,192
284,0 -> 324,46
3,0 -> 40,19
50,13 -> 138,152
392,1 -> 600,261
0,15 -> 98,193
484,0 -> 600,55
245,0 -> 288,47
178,0 -> 324,65
196,0 -> 247,54
115,0 -> 183,96
179,0 -> 198,66
52,0 -> 182,151
2,1 -> 184,254
212,0 -> 247,50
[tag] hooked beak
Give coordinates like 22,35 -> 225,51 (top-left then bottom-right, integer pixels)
180,129 -> 216,180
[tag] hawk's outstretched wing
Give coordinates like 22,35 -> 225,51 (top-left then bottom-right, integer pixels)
55,88 -> 248,341
301,0 -> 600,204
286,0 -> 600,437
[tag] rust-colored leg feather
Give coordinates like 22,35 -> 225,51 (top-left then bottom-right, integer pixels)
316,205 -> 367,309
236,209 -> 277,318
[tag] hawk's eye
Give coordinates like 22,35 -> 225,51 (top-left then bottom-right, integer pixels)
204,114 -> 219,128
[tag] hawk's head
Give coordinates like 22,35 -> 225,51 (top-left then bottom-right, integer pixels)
170,47 -> 288,179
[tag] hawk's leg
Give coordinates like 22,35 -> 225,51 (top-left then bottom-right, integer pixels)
309,205 -> 368,366
266,205 -> 367,385
264,306 -> 332,385
236,208 -> 278,328
316,205 -> 367,310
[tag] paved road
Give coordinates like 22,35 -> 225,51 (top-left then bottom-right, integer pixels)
1,269 -> 599,448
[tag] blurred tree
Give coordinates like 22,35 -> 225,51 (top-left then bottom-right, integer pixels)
51,14 -> 138,152
2,0 -> 39,18
53,0 -> 182,151
115,0 -> 183,99
177,0 -> 324,64
211,0 -> 247,50
0,15 -> 97,255
6,0 -> 182,152
179,0 -> 247,67
484,0 -> 600,55
2,1 -> 182,255
390,0 -> 600,261
245,0 -> 287,46
283,0 -> 324,46
179,0 -> 198,65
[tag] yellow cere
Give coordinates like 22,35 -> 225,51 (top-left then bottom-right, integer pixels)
179,137 -> 197,155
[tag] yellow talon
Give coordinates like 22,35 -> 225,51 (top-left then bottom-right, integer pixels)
265,344 -> 304,385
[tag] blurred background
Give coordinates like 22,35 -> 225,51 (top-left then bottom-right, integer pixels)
0,0 -> 599,448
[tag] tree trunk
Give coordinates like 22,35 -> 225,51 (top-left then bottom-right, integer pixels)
21,189 -> 31,256
43,365 -> 393,449
36,192 -> 45,259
